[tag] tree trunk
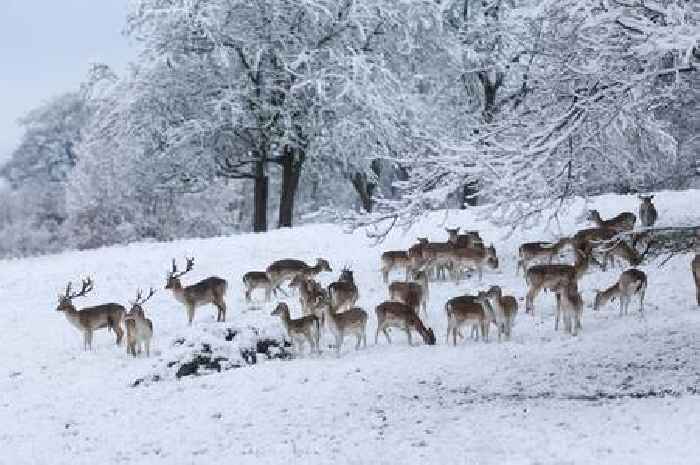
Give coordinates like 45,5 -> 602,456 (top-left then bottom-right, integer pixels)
278,146 -> 303,228
253,160 -> 268,232
351,172 -> 374,213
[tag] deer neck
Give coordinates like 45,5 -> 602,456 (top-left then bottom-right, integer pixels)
168,283 -> 187,302
599,283 -> 620,306
62,304 -> 84,330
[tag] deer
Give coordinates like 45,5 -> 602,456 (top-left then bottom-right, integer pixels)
125,288 -> 155,357
388,269 -> 429,316
327,267 -> 359,313
593,268 -> 648,317
444,295 -> 489,345
242,271 -> 275,303
554,282 -> 584,336
165,257 -> 228,325
320,298 -> 368,356
288,274 -> 326,320
375,301 -> 436,346
380,250 -> 412,283
516,239 -> 568,275
414,237 -> 457,281
569,228 -> 635,270
638,195 -> 658,228
270,302 -> 320,356
266,258 -> 332,292
445,227 -> 483,249
693,254 -> 700,306
450,244 -> 499,281
55,277 -> 125,351
485,285 -> 518,340
586,209 -> 636,232
524,244 -> 592,316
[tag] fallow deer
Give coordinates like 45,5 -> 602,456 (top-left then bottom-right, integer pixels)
56,277 -> 125,351
125,288 -> 155,357
288,274 -> 326,319
446,227 -> 483,249
485,285 -> 518,340
586,209 -> 636,231
389,269 -> 429,316
321,299 -> 368,356
375,301 -> 436,346
639,195 -> 658,227
516,239 -> 568,275
416,238 -> 455,281
242,271 -> 274,303
266,258 -> 332,292
450,244 -> 499,281
444,295 -> 488,345
327,267 -> 359,313
594,268 -> 648,317
380,250 -> 412,283
475,291 -> 506,342
165,257 -> 228,325
555,282 -> 584,336
693,254 -> 700,306
270,302 -> 320,355
525,245 -> 592,315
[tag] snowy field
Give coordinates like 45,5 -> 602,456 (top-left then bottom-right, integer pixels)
1,191 -> 699,465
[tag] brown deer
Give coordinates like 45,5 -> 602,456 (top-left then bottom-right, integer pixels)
266,258 -> 332,292
597,239 -> 645,270
525,245 -> 592,315
485,285 -> 518,340
242,271 -> 274,303
270,302 -> 320,355
692,254 -> 700,306
594,268 -> 648,317
288,274 -> 326,319
554,282 -> 584,336
321,299 -> 368,356
586,209 -> 636,231
375,301 -> 436,345
380,250 -> 412,283
125,288 -> 155,357
450,244 -> 499,281
516,239 -> 568,275
444,295 -> 488,345
388,269 -> 429,316
55,277 -> 125,351
638,195 -> 658,228
445,227 -> 483,249
327,267 -> 359,313
165,258 -> 228,325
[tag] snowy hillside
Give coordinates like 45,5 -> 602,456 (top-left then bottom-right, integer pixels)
1,190 -> 699,465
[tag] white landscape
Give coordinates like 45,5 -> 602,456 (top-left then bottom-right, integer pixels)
1,190 -> 699,465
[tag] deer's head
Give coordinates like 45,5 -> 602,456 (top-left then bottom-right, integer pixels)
56,277 -> 94,312
165,257 -> 194,290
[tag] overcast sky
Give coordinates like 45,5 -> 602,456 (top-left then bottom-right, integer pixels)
0,0 -> 135,162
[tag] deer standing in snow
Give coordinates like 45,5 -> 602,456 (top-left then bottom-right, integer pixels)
485,285 -> 518,340
389,269 -> 429,316
242,271 -> 275,303
693,254 -> 700,306
586,209 -> 636,231
125,288 -> 155,357
165,257 -> 228,324
321,298 -> 368,356
444,295 -> 488,345
554,282 -> 584,336
270,302 -> 320,356
380,250 -> 412,283
266,258 -> 332,292
375,301 -> 436,346
56,277 -> 125,351
594,268 -> 648,317
638,195 -> 658,227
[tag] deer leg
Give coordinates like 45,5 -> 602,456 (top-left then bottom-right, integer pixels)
335,331 -> 343,357
525,285 -> 540,315
245,288 -> 251,304
186,304 -> 195,325
554,292 -> 561,331
639,287 -> 645,316
405,325 -> 413,346
114,324 -> 124,346
219,300 -> 227,322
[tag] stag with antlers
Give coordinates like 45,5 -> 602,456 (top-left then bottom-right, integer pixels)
55,277 -> 126,351
165,257 -> 228,325
125,288 -> 155,357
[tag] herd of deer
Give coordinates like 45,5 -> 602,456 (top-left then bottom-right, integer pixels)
55,195 -> 700,358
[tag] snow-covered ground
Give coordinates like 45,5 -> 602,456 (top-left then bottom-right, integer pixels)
1,191 -> 699,465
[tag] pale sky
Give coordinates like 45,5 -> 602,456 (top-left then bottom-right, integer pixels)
0,0 -> 135,162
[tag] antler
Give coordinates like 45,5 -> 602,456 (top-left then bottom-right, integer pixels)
134,287 -> 157,305
66,277 -> 94,299
169,257 -> 195,279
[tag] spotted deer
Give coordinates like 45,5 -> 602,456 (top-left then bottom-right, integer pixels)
444,295 -> 488,345
594,268 -> 648,317
271,302 -> 320,355
388,269 -> 429,316
380,250 -> 412,283
321,299 -> 368,356
450,244 -> 499,281
638,195 -> 658,227
165,258 -> 228,325
266,258 -> 332,292
125,288 -> 155,357
242,271 -> 274,303
288,274 -> 326,320
586,209 -> 636,231
555,282 -> 584,336
327,267 -> 359,313
516,239 -> 568,275
375,301 -> 436,346
55,277 -> 125,351
445,227 -> 483,249
485,285 -> 518,340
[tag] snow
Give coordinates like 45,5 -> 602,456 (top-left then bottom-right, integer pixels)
1,190 -> 699,465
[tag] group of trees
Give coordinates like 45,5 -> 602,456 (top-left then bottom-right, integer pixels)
0,0 -> 697,257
